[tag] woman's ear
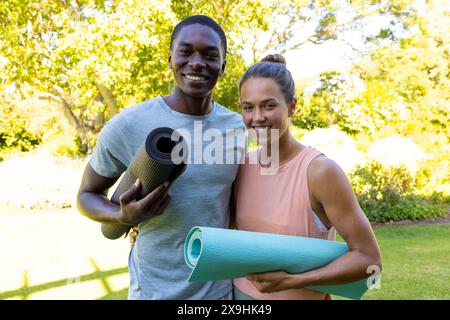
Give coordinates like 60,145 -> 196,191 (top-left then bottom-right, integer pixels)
288,98 -> 297,117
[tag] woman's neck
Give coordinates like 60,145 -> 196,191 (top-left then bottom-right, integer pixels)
260,130 -> 303,167
163,89 -> 213,116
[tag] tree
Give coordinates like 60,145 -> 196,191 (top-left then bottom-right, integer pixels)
1,0 -> 177,152
0,0 -> 419,153
337,0 -> 449,144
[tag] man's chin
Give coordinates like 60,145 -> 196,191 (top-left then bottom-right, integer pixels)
182,88 -> 213,99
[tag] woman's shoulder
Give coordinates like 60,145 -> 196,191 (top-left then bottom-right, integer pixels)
308,154 -> 343,179
308,154 -> 350,199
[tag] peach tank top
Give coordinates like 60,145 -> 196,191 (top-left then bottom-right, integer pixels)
233,146 -> 336,300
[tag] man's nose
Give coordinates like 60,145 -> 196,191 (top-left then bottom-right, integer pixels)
189,52 -> 206,69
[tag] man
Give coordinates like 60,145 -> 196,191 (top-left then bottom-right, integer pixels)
77,15 -> 245,299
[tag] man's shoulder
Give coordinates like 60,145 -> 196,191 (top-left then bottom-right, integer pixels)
213,102 -> 245,128
118,97 -> 162,118
105,97 -> 162,129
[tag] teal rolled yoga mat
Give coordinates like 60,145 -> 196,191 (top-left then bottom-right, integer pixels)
184,226 -> 378,300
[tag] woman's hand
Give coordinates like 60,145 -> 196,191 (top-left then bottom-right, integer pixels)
246,271 -> 304,293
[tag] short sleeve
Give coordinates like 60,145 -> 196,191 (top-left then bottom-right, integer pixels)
89,117 -> 128,178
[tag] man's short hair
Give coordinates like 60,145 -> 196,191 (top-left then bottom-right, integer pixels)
170,15 -> 227,56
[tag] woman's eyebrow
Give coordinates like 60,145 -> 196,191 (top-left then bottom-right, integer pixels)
261,98 -> 278,104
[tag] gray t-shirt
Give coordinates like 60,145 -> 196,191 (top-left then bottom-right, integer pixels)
89,95 -> 246,299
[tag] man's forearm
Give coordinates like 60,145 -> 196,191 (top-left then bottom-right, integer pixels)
77,191 -> 123,224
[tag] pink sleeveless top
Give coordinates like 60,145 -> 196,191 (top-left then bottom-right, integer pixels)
233,146 -> 336,300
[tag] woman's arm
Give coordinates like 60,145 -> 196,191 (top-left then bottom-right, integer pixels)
248,156 -> 382,293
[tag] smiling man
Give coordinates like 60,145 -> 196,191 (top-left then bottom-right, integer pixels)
76,15 -> 246,300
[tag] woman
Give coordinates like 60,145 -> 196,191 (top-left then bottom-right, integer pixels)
231,54 -> 382,300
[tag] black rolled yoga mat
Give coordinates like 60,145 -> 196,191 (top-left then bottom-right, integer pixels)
101,127 -> 188,239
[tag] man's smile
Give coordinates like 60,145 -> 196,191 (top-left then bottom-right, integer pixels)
183,73 -> 209,81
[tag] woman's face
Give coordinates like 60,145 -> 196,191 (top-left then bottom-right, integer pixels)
169,24 -> 226,98
240,77 -> 295,146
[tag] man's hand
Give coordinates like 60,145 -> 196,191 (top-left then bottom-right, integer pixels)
246,271 -> 304,293
118,179 -> 171,226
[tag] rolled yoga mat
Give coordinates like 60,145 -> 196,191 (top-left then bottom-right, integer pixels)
184,226 -> 379,300
101,127 -> 188,239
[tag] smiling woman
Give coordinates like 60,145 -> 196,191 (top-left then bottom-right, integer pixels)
232,54 -> 382,300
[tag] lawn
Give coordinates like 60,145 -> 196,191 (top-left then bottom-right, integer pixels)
0,208 -> 448,300
335,223 -> 450,300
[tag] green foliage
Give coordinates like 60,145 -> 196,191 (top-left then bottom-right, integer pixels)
0,115 -> 41,153
293,72 -> 343,130
0,94 -> 42,154
350,161 -> 448,222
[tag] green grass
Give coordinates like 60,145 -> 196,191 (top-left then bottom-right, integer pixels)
1,223 -> 448,300
334,223 -> 450,300
117,223 -> 448,300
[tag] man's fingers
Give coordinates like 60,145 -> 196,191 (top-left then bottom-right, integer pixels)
119,179 -> 141,205
154,194 -> 171,216
139,181 -> 170,210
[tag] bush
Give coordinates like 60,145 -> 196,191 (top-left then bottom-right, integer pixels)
350,161 -> 448,222
300,126 -> 363,173
0,109 -> 41,153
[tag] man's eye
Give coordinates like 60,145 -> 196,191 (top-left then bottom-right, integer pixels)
179,50 -> 191,55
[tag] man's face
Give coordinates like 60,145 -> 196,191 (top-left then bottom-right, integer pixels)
169,24 -> 226,98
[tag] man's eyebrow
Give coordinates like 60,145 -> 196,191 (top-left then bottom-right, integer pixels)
177,42 -> 220,51
177,41 -> 193,47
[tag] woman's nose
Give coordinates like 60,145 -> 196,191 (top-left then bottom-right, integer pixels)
253,108 -> 266,122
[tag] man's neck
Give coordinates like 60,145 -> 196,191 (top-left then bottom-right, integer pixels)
164,89 -> 213,116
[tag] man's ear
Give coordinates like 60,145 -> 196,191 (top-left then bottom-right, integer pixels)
288,98 -> 297,117
220,59 -> 227,77
168,53 -> 173,69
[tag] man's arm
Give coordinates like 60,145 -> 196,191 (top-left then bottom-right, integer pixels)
247,157 -> 382,293
77,163 -> 171,226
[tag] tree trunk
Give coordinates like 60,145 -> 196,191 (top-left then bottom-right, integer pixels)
96,82 -> 119,117
39,88 -> 92,153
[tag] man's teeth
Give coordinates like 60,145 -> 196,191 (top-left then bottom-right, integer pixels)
185,74 -> 206,81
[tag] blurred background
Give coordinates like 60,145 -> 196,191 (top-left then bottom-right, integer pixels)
0,0 -> 448,299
